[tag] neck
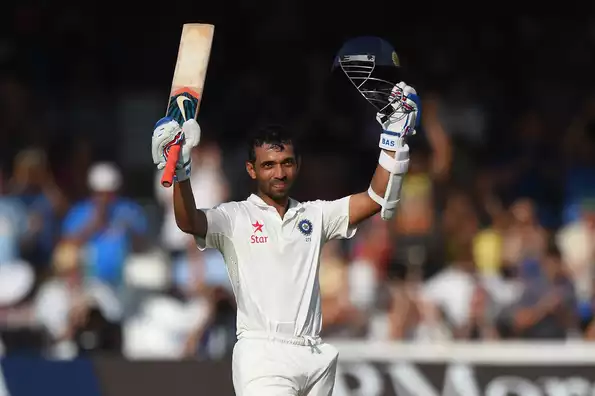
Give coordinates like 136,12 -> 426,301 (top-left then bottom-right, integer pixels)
258,191 -> 289,217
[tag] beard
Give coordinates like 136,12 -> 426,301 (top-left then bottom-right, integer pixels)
260,180 -> 291,201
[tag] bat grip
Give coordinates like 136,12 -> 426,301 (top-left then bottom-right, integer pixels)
160,145 -> 182,188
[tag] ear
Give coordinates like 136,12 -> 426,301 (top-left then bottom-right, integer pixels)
245,161 -> 256,180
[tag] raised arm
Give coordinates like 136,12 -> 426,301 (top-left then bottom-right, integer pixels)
174,179 -> 208,238
349,82 -> 420,226
349,148 -> 406,225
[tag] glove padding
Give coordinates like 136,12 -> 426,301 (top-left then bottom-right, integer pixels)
376,82 -> 420,151
151,117 -> 201,182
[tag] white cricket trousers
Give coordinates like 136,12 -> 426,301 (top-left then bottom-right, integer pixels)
232,332 -> 339,396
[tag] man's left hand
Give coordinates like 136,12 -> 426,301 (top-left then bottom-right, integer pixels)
377,82 -> 421,151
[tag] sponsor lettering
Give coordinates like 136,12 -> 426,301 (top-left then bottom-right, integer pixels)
2,355 -> 594,396
381,137 -> 395,147
251,235 -> 268,244
333,362 -> 595,396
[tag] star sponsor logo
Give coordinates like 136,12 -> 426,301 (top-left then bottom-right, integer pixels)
251,221 -> 268,244
252,221 -> 263,233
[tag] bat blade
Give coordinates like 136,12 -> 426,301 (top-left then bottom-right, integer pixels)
161,23 -> 214,188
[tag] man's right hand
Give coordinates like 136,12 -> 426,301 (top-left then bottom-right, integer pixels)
151,118 -> 201,182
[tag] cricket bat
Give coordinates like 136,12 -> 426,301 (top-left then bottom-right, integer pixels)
160,23 -> 214,188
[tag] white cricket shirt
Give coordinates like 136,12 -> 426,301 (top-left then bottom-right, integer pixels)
196,194 -> 356,338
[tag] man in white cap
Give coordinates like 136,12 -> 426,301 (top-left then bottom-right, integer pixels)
61,162 -> 148,289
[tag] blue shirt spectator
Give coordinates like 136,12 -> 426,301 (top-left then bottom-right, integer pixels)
62,197 -> 147,287
62,162 -> 148,287
7,148 -> 69,267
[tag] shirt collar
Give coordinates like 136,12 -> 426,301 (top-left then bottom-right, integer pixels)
247,194 -> 302,212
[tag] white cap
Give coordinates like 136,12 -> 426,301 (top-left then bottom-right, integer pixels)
88,162 -> 122,192
0,260 -> 35,307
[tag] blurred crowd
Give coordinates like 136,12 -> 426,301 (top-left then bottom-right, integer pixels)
2,8 -> 595,361
0,143 -> 234,360
1,102 -> 595,361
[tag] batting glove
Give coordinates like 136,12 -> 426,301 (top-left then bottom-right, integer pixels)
376,82 -> 421,151
151,118 -> 201,182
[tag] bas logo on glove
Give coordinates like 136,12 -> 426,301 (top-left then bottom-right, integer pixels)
381,137 -> 396,148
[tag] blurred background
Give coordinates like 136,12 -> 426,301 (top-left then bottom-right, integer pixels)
2,2 -> 595,378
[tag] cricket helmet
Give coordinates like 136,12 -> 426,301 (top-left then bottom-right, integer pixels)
333,36 -> 405,119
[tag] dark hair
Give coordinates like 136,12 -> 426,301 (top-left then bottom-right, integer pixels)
247,124 -> 299,163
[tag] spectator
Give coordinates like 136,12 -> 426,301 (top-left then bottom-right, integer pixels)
378,263 -> 451,342
319,241 -> 364,338
34,241 -> 122,358
0,258 -> 40,356
421,241 -> 498,336
473,205 -> 509,278
8,148 -> 69,269
0,167 -> 29,264
556,197 -> 595,323
348,215 -> 391,312
175,239 -> 236,359
507,243 -> 578,340
501,198 -> 548,278
62,162 -> 148,289
441,190 -> 479,264
456,285 -> 499,340
391,150 -> 443,276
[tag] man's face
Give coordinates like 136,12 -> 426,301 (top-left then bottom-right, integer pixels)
246,143 -> 299,200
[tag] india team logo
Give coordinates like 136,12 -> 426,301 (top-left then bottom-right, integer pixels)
298,219 -> 313,237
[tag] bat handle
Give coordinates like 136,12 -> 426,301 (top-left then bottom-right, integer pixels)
160,145 -> 182,188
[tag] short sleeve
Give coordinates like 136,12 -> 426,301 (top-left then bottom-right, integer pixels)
195,204 -> 234,251
318,196 -> 357,242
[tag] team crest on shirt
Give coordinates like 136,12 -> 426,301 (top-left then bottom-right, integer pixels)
298,219 -> 313,239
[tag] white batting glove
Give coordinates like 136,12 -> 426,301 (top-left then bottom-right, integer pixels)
376,82 -> 421,151
151,117 -> 201,182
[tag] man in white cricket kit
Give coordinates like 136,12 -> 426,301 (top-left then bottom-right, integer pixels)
151,46 -> 420,396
